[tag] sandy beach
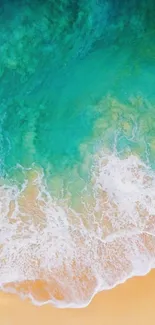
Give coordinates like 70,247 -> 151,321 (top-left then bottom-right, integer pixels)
0,270 -> 154,325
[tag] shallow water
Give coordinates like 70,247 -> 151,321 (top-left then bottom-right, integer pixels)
1,270 -> 155,325
1,0 -> 155,308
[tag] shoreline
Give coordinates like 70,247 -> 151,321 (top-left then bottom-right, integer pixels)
1,270 -> 155,325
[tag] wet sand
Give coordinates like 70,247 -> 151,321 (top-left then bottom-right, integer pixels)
0,270 -> 155,325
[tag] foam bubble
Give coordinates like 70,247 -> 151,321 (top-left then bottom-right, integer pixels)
1,151 -> 155,307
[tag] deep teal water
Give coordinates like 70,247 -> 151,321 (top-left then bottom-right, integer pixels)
1,0 -> 155,181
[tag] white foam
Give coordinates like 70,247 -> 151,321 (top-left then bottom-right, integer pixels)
1,151 -> 155,307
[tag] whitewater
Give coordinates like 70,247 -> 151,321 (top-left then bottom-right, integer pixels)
0,146 -> 155,308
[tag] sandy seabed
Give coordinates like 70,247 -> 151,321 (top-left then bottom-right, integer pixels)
0,270 -> 154,325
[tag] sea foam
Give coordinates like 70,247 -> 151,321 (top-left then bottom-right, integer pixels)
1,150 -> 155,307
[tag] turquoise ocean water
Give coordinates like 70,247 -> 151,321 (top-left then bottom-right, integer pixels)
1,0 -> 155,307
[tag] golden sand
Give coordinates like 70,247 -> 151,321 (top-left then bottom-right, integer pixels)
0,270 -> 155,325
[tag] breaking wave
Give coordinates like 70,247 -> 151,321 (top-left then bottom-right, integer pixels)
1,149 -> 155,307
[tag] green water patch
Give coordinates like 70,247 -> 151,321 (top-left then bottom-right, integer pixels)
2,41 -> 155,182
92,94 -> 155,169
1,0 -> 155,184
